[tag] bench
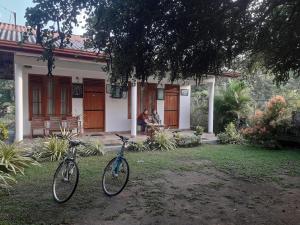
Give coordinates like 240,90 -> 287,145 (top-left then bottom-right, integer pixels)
31,117 -> 47,137
47,116 -> 62,135
66,116 -> 81,134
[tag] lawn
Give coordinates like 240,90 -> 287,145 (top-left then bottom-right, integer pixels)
0,144 -> 299,225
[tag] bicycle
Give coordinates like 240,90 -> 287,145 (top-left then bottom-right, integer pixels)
52,137 -> 85,203
102,133 -> 130,196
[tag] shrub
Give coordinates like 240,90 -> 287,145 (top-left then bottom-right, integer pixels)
0,142 -> 38,190
214,80 -> 251,133
60,127 -> 77,140
176,134 -> 201,147
0,170 -> 15,189
241,95 -> 290,147
78,140 -> 105,156
217,122 -> 242,144
148,130 -> 177,151
0,142 -> 38,175
127,141 -> 149,152
194,126 -> 204,136
0,122 -> 9,141
35,136 -> 69,161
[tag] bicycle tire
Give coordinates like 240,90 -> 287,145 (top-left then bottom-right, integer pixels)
52,159 -> 79,203
102,157 -> 129,196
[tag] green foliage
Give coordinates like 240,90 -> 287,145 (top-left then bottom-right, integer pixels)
0,122 -> 9,141
0,142 -> 38,175
191,87 -> 208,129
176,134 -> 202,148
0,142 -> 38,189
127,141 -> 149,152
214,80 -> 252,133
78,140 -> 105,157
25,1 -> 300,84
194,126 -> 204,136
25,0 -> 253,84
59,127 -> 77,140
0,170 -> 16,189
217,123 -> 243,144
147,130 -> 177,151
251,0 -> 300,85
35,136 -> 69,161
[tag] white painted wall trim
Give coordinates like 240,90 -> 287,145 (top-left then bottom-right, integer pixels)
14,63 -> 23,141
208,77 -> 215,133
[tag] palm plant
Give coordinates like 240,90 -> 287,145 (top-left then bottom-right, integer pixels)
151,130 -> 177,151
78,139 -> 105,156
36,136 -> 69,161
214,80 -> 252,133
0,170 -> 16,189
0,142 -> 38,175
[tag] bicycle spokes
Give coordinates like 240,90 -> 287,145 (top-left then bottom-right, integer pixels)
53,161 -> 79,203
102,157 -> 129,196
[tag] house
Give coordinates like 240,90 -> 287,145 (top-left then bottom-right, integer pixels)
0,22 -> 219,142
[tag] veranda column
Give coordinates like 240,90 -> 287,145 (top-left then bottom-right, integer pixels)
14,64 -> 23,142
208,78 -> 215,133
131,79 -> 137,137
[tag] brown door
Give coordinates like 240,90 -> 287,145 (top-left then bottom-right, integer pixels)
83,79 -> 105,131
164,84 -> 179,128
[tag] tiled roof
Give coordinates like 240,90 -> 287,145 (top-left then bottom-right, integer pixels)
0,22 -> 91,52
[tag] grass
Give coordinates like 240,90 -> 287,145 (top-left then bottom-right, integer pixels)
0,144 -> 299,225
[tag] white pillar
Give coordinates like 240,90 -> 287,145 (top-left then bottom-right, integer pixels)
208,79 -> 215,133
14,64 -> 24,142
131,80 -> 137,137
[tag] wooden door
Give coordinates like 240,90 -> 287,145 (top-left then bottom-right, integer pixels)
164,84 -> 179,128
83,79 -> 105,131
139,83 -> 157,114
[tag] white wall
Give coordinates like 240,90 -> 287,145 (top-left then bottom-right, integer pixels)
179,85 -> 191,129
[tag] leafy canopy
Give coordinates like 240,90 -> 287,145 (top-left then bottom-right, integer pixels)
24,0 -> 300,85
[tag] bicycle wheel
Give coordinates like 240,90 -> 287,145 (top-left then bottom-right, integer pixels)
52,159 -> 79,203
102,157 -> 129,196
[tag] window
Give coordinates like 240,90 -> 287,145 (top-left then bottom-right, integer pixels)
29,75 -> 72,119
32,85 -> 42,116
127,83 -> 157,119
60,81 -> 71,116
47,78 -> 55,115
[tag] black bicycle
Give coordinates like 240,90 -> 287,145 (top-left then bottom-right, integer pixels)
52,137 -> 85,203
102,134 -> 130,196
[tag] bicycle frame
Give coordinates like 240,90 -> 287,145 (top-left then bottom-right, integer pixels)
112,141 -> 126,175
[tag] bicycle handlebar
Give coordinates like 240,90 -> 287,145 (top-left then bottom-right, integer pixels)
115,133 -> 129,142
55,134 -> 86,147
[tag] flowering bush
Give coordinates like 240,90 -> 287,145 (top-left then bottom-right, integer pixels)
241,96 -> 290,147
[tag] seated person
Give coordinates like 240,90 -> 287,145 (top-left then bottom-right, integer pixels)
137,109 -> 150,132
151,109 -> 161,124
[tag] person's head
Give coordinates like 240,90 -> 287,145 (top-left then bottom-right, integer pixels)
143,109 -> 148,115
152,109 -> 157,114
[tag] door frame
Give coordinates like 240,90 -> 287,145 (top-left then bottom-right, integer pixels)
164,84 -> 180,129
83,78 -> 106,132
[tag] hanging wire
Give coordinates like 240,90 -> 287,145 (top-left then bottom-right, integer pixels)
0,4 -> 16,26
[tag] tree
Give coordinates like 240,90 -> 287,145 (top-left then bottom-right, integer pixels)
24,0 -> 252,85
24,0 -> 300,85
250,0 -> 300,85
214,80 -> 252,133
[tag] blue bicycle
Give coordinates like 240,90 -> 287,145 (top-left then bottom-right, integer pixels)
102,134 -> 130,196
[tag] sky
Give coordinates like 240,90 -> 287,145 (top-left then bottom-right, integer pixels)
0,0 -> 85,35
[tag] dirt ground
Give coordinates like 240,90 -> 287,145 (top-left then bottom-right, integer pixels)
2,157 -> 300,225
27,160 -> 298,225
